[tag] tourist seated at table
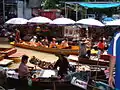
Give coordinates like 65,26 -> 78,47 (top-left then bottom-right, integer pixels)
60,38 -> 69,49
49,38 -> 58,48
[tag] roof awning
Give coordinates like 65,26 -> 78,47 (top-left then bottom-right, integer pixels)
79,3 -> 120,8
65,2 -> 120,8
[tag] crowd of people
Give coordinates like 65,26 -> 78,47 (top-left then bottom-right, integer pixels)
79,36 -> 108,59
1,24 -> 119,89
20,35 -> 70,49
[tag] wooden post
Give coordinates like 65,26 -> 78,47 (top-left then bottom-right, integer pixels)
3,0 -> 5,23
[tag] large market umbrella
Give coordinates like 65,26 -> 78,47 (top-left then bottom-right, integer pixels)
76,18 -> 105,27
50,18 -> 75,25
102,17 -> 114,24
105,19 -> 120,26
28,16 -> 52,24
5,18 -> 28,24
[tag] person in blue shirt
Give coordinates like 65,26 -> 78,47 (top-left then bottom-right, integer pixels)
108,32 -> 120,90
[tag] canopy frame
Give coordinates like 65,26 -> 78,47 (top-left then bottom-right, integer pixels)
64,2 -> 120,21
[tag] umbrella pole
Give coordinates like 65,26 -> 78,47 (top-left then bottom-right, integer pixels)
75,4 -> 78,21
3,0 -> 5,23
78,25 -> 82,68
94,52 -> 100,85
86,27 -> 89,38
65,3 -> 67,18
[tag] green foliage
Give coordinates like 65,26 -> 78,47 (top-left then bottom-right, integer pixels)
85,0 -> 90,2
43,0 -> 57,9
43,0 -> 90,9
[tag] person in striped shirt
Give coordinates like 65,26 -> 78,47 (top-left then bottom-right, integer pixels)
108,32 -> 120,90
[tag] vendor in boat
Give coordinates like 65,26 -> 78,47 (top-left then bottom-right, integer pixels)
85,38 -> 92,58
18,55 -> 31,79
97,39 -> 105,54
18,55 -> 31,90
49,38 -> 58,48
79,38 -> 87,58
60,38 -> 69,49
53,53 -> 69,79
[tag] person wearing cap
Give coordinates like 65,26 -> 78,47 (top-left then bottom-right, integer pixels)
49,38 -> 58,48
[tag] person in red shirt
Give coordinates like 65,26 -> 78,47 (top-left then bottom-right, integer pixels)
97,39 -> 105,53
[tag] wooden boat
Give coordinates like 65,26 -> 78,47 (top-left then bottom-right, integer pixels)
7,77 -> 86,90
0,48 -> 17,57
68,55 -> 110,66
0,54 -> 4,61
0,47 -> 17,61
7,70 -> 104,90
0,59 -> 13,66
13,43 -> 79,55
78,57 -> 109,66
